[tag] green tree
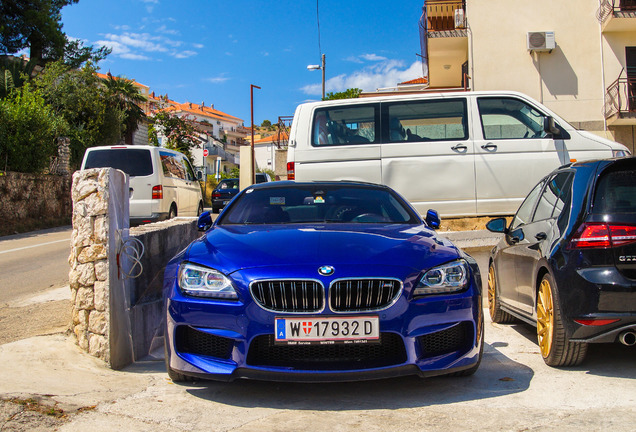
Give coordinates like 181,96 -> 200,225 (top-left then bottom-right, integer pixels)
0,82 -> 67,173
0,56 -> 36,99
101,72 -> 147,140
34,60 -> 123,168
260,119 -> 271,127
149,111 -> 200,160
323,88 -> 362,101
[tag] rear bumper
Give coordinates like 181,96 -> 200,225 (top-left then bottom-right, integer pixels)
130,212 -> 169,225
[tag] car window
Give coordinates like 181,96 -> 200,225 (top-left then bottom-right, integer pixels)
592,168 -> 636,214
218,179 -> 239,189
384,98 -> 468,143
182,157 -> 197,181
533,172 -> 572,222
511,180 -> 545,230
219,185 -> 420,225
160,151 -> 186,180
312,105 -> 378,146
84,149 -> 153,177
477,97 -> 547,140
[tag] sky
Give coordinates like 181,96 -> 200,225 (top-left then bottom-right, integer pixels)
61,0 -> 426,126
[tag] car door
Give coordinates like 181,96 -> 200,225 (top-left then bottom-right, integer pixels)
380,97 -> 476,216
493,179 -> 546,313
473,96 -> 570,215
513,172 -> 574,314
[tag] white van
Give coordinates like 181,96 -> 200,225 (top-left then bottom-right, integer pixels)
286,91 -> 630,217
81,145 -> 204,224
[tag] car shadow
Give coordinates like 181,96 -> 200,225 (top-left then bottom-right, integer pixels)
505,320 -> 636,379
181,342 -> 533,410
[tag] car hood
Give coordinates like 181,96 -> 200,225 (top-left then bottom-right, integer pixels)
184,224 -> 461,275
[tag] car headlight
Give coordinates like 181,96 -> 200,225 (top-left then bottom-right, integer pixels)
413,259 -> 469,296
178,263 -> 238,300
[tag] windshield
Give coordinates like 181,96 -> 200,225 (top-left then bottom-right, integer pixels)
84,149 -> 153,177
219,185 -> 420,225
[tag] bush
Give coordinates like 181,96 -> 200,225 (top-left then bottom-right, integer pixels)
0,84 -> 66,173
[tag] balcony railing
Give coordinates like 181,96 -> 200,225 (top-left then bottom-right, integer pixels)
598,0 -> 636,22
426,0 -> 465,32
605,73 -> 636,119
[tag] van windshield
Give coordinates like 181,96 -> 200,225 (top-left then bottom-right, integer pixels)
84,149 -> 153,177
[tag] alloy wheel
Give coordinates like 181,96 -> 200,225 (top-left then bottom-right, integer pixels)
537,278 -> 554,358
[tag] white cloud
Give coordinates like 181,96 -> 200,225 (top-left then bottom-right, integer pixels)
193,43 -> 205,49
174,50 -> 197,59
205,75 -> 230,84
140,0 -> 159,13
345,53 -> 388,64
301,60 -> 423,95
96,30 -> 201,61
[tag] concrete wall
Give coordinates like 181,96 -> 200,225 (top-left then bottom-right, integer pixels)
69,167 -> 202,369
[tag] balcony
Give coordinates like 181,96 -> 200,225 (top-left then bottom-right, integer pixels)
423,0 -> 468,89
204,143 -> 238,165
605,73 -> 636,125
599,0 -> 636,32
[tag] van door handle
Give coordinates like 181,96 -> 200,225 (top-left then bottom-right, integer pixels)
451,144 -> 467,152
535,232 -> 547,241
481,143 -> 498,151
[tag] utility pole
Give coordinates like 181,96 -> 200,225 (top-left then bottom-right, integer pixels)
250,84 -> 261,185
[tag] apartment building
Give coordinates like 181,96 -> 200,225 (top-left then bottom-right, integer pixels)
422,0 -> 636,152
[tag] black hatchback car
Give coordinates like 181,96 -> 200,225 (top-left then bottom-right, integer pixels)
211,178 -> 240,213
486,157 -> 636,367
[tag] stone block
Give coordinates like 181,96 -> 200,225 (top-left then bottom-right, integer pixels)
71,262 -> 96,286
95,259 -> 108,282
88,334 -> 108,359
94,281 -> 108,311
78,244 -> 107,263
89,310 -> 108,335
76,286 -> 94,310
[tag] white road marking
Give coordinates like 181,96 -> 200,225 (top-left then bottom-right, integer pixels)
0,238 -> 70,255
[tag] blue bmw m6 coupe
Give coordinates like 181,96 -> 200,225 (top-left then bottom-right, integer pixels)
164,181 -> 483,382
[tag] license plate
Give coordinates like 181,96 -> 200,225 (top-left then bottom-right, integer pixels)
222,200 -> 229,205
275,316 -> 379,345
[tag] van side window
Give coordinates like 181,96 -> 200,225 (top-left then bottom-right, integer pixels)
182,157 -> 197,181
311,105 -> 378,146
477,97 -> 547,140
384,99 -> 468,143
160,151 -> 186,179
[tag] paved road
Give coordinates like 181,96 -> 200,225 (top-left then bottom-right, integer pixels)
0,226 -> 72,304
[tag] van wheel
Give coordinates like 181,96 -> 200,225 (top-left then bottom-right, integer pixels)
197,202 -> 203,216
537,273 -> 588,367
168,204 -> 177,219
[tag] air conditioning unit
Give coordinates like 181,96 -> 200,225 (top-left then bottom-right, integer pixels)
454,9 -> 466,29
527,31 -> 555,52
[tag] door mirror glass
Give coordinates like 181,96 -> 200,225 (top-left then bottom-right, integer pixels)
486,217 -> 508,233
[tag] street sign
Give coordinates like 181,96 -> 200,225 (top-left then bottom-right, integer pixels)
203,149 -> 209,157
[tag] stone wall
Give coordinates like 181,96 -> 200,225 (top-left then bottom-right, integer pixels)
69,167 -> 202,369
0,171 -> 72,236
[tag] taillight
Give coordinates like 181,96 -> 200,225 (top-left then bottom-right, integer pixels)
152,185 -> 163,199
287,161 -> 295,180
574,318 -> 620,326
212,192 -> 221,198
568,223 -> 636,249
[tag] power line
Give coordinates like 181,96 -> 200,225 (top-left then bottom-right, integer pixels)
316,0 -> 322,57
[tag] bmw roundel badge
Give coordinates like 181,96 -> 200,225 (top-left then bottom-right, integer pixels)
318,265 -> 335,276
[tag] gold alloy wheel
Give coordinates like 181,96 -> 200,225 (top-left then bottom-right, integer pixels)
537,278 -> 554,358
487,265 -> 496,316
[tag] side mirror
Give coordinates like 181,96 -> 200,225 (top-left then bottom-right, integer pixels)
197,211 -> 213,231
543,116 -> 561,137
196,170 -> 203,181
486,217 -> 508,234
425,209 -> 441,230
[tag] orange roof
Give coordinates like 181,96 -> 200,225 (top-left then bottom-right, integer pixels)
253,131 -> 289,144
398,77 -> 429,85
96,72 -> 149,89
164,102 -> 243,123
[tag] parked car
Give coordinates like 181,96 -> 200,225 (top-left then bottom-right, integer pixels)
163,181 -> 484,382
486,157 -> 636,367
211,178 -> 240,213
255,172 -> 272,183
286,91 -> 630,217
81,145 -> 204,225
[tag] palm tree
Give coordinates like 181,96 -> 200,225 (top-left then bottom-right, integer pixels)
101,72 -> 147,144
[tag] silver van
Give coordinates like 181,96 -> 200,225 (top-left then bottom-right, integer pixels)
81,145 -> 204,224
286,91 -> 630,217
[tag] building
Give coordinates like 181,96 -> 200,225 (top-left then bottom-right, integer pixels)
419,0 -> 636,152
250,131 -> 289,178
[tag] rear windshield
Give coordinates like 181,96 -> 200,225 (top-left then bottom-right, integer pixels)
217,179 -> 239,190
592,169 -> 636,214
219,185 -> 419,225
84,149 -> 153,177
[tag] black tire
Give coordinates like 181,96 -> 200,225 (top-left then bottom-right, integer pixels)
164,337 -> 192,383
537,272 -> 588,367
487,263 -> 516,324
168,204 -> 177,219
197,202 -> 203,216
212,206 -> 219,214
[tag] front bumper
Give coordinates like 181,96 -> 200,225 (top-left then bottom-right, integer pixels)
165,279 -> 483,382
